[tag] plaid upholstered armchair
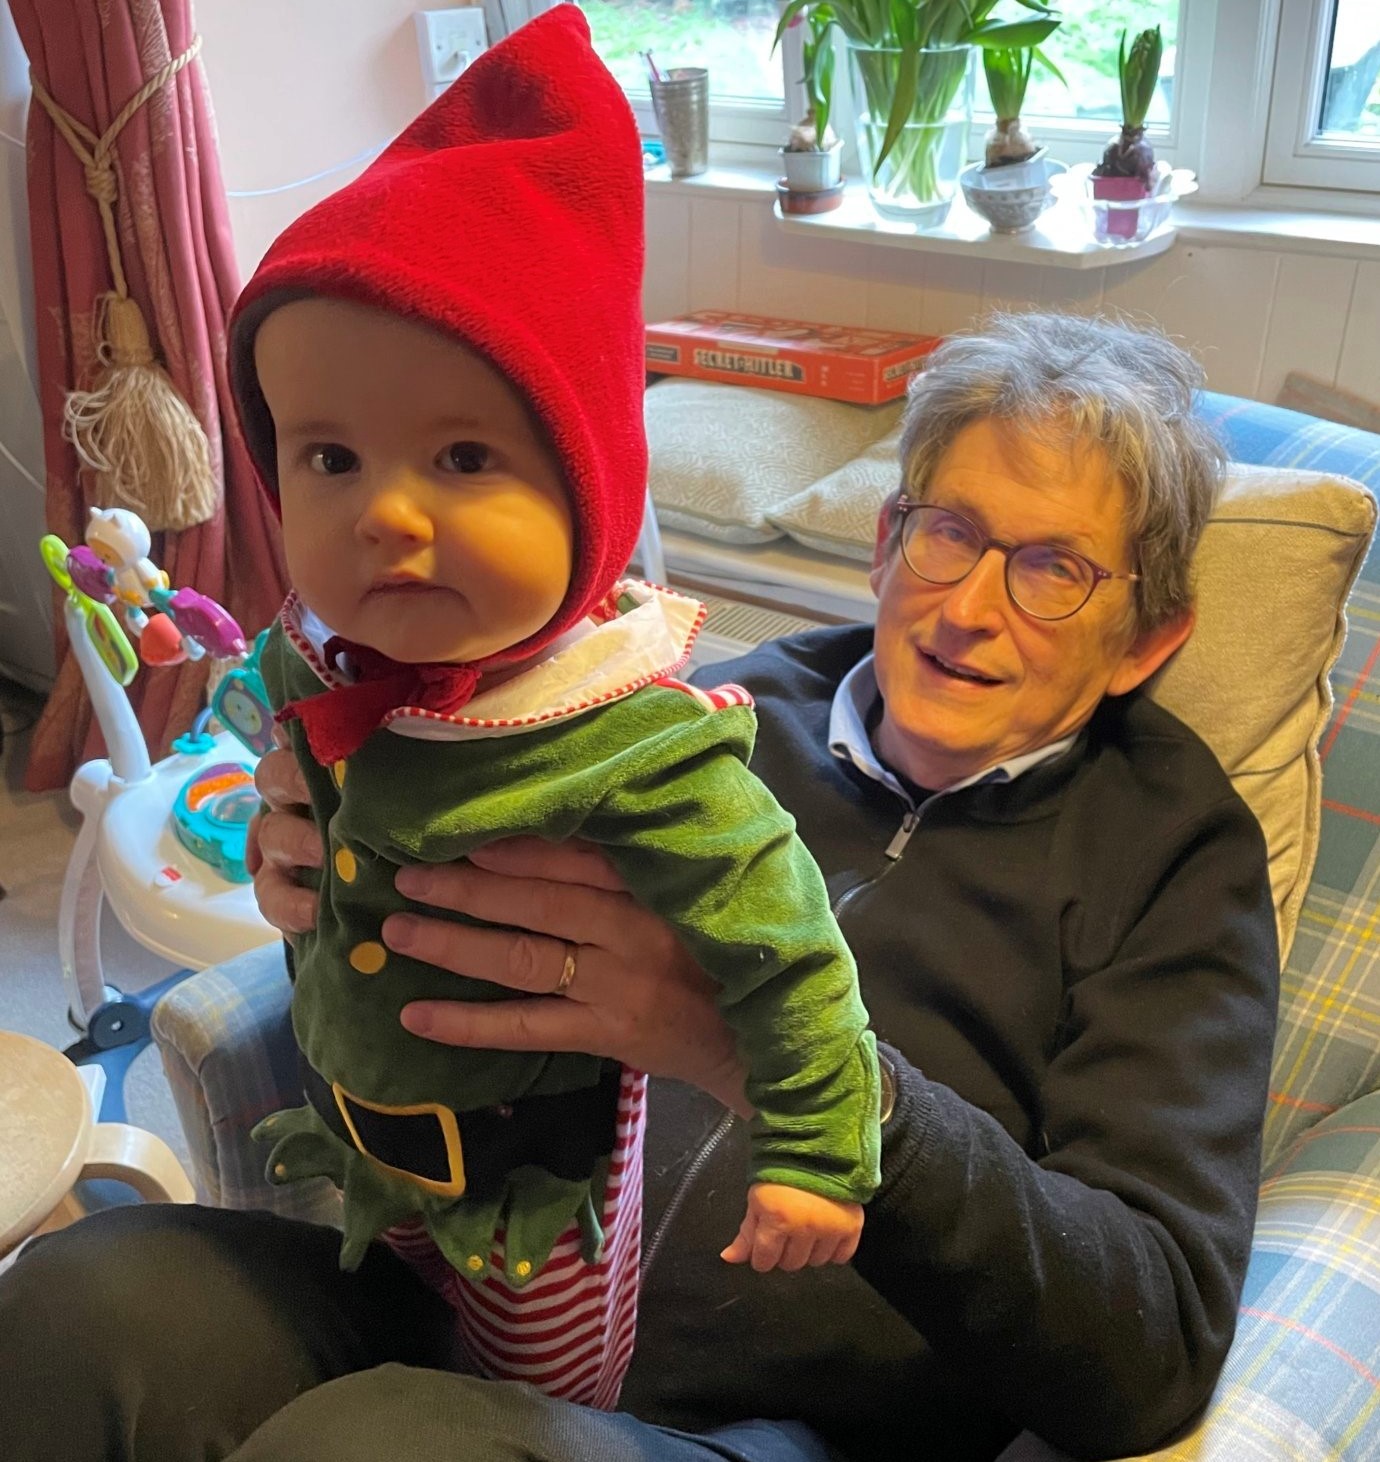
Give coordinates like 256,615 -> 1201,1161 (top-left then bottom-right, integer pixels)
153,392 -> 1380,1461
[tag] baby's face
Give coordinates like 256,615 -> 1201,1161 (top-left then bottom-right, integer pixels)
256,297 -> 573,666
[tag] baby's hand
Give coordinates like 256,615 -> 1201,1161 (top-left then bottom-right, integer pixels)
720,1182 -> 863,1273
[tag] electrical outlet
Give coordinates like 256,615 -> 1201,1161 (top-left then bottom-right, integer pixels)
415,8 -> 489,98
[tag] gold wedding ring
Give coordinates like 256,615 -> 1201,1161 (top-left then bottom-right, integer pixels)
554,942 -> 579,996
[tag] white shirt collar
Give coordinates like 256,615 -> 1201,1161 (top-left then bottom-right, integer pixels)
828,652 -> 1077,806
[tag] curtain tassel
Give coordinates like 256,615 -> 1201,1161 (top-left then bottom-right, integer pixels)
62,291 -> 219,532
32,37 -> 217,532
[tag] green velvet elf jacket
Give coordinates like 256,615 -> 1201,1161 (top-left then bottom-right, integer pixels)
255,582 -> 881,1287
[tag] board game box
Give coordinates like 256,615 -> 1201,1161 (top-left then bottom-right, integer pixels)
645,311 -> 943,405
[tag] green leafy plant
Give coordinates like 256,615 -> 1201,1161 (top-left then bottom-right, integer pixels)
981,44 -> 1065,167
786,7 -> 839,152
774,0 -> 1062,208
1092,25 -> 1163,186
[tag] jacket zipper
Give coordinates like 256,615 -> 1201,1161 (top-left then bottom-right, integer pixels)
639,803 -> 921,1284
639,1109 -> 735,1283
833,808 -> 920,919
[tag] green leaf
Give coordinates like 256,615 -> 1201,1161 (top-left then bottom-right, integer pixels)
1032,44 -> 1066,89
874,42 -> 920,176
1118,24 -> 1163,128
1117,30 -> 1129,121
816,35 -> 836,136
966,17 -> 1059,47
772,0 -> 811,56
982,46 -> 1032,120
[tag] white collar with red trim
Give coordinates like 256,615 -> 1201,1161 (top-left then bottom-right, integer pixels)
281,582 -> 706,741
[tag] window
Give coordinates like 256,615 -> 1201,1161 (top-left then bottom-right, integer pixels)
578,0 -> 1380,201
579,0 -> 803,146
1016,0 -> 1181,134
970,0 -> 1192,172
1318,0 -> 1380,140
1264,0 -> 1380,189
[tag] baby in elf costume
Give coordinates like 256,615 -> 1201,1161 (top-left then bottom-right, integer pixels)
228,5 -> 880,1410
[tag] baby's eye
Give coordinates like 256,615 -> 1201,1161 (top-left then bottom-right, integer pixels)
308,444 -> 359,476
438,441 -> 491,474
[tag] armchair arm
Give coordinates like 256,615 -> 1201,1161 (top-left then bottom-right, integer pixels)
996,1087 -> 1380,1461
150,942 -> 339,1226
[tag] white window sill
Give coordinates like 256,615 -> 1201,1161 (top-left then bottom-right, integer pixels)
771,190 -> 1174,271
646,160 -> 1380,267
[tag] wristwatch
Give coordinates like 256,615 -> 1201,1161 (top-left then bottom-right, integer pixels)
879,1051 -> 897,1126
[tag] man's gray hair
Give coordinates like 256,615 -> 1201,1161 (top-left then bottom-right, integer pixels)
895,311 -> 1226,630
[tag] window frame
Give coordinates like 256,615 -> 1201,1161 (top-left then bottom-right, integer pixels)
622,10 -> 805,149
1261,0 -> 1380,191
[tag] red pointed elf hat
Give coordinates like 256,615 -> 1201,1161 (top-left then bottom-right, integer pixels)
228,5 -> 647,665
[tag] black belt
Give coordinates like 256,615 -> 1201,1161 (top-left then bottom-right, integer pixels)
299,1052 -> 621,1202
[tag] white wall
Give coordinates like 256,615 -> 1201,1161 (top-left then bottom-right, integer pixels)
645,192 -> 1380,408
198,0 -> 431,279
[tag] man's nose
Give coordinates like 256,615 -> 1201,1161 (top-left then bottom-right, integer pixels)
937,548 -> 1008,631
356,478 -> 434,548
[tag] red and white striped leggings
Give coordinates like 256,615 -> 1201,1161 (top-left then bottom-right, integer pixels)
384,1066 -> 646,1410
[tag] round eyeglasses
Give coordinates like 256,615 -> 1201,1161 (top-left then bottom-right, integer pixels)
895,500 -> 1140,622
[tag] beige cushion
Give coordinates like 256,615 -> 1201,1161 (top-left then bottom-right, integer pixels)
1147,464 -> 1376,960
768,421 -> 904,561
645,379 -> 902,546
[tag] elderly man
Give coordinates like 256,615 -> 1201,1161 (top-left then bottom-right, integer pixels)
0,313 -> 1278,1462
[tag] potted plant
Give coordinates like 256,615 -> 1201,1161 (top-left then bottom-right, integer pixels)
959,41 -> 1067,232
1090,26 -> 1164,235
774,0 -> 1061,225
779,8 -> 844,198
980,44 -> 1062,175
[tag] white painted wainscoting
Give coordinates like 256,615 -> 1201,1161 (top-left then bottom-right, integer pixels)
644,191 -> 1380,409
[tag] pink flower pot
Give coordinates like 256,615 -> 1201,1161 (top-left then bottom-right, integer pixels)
1091,174 -> 1151,240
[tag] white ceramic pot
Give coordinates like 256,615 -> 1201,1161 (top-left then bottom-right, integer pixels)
779,141 -> 843,192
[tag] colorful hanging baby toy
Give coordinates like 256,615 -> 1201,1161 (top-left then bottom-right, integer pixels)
39,508 -> 263,885
41,506 -> 247,683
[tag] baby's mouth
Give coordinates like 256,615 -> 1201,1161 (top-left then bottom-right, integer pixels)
369,575 -> 452,596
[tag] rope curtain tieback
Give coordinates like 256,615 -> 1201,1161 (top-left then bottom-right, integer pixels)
30,36 -> 218,533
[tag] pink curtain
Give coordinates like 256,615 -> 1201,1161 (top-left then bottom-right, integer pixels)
13,0 -> 287,792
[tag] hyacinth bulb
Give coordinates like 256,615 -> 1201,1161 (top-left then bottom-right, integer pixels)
1095,125 -> 1157,187
785,114 -> 837,153
984,117 -> 1038,169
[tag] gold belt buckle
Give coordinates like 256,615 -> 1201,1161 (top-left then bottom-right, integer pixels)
332,1082 -> 467,1199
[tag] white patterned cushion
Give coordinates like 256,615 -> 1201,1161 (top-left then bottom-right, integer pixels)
645,379 -> 902,546
767,421 -> 904,561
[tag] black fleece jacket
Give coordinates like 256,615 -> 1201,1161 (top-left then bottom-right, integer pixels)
620,625 -> 1279,1462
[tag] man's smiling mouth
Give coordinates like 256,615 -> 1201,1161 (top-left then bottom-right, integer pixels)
922,649 -> 1002,685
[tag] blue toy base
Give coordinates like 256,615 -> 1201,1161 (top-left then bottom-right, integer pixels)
64,966 -> 197,1123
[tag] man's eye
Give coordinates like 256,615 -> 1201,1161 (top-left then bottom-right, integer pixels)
439,442 -> 491,474
929,514 -> 976,547
308,445 -> 359,476
1022,546 -> 1085,585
